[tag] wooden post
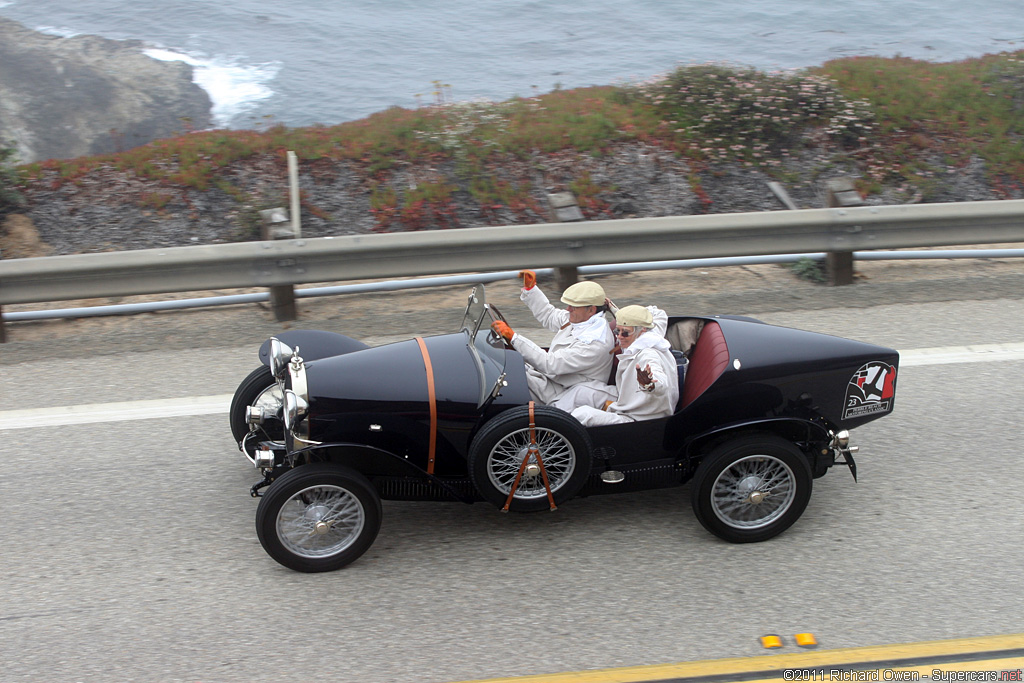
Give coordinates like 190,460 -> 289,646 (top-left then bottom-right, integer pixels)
260,207 -> 297,322
824,178 -> 864,286
555,267 -> 579,292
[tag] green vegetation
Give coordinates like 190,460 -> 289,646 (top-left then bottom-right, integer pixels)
8,51 -> 1024,230
0,142 -> 26,214
625,63 -> 877,164
816,54 -> 1024,192
789,256 -> 826,283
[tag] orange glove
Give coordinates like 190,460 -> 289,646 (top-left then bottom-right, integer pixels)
491,321 -> 515,341
518,270 -> 536,290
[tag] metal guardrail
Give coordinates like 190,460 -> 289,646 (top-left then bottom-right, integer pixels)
6,250 -> 1024,324
2,199 -> 1024,307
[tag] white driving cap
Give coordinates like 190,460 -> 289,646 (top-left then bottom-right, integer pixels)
560,281 -> 606,307
615,305 -> 653,328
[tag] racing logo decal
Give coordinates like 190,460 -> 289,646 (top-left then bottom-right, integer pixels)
843,361 -> 896,420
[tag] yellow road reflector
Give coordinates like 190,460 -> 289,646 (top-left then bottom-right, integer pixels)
761,634 -> 784,649
795,632 -> 818,648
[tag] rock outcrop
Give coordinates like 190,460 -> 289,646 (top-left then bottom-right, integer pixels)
0,16 -> 212,163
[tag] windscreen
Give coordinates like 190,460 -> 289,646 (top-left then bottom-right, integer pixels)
461,284 -> 487,338
459,284 -> 508,405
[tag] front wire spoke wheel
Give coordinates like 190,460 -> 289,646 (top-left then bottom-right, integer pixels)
277,484 -> 365,557
257,464 -> 382,572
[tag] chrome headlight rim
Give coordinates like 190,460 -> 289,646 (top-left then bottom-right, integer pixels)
282,389 -> 309,432
269,338 -> 293,380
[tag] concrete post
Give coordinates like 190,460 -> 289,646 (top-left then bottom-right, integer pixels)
824,178 -> 864,286
260,207 -> 297,322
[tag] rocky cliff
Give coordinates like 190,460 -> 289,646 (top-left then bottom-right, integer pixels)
0,16 -> 212,163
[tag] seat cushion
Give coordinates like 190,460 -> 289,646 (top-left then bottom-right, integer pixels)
679,321 -> 729,409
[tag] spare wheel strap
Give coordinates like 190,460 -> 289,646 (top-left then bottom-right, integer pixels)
502,401 -> 557,512
414,337 -> 437,474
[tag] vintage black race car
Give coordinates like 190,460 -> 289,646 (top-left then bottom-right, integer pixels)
230,284 -> 899,573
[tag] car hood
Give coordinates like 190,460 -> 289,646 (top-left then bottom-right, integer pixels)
303,332 -> 518,411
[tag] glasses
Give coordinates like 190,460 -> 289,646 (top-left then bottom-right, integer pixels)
613,327 -> 635,338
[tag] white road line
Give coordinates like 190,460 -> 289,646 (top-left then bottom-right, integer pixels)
0,395 -> 232,430
2,343 -> 1023,431
898,342 -> 1024,366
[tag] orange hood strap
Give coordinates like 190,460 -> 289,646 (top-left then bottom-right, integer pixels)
414,337 -> 437,474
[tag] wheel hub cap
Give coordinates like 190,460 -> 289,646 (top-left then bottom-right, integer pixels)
737,474 -> 765,504
305,504 -> 332,534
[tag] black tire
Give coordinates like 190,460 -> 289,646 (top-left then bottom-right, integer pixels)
690,433 -> 812,543
229,365 -> 280,445
468,405 -> 592,512
255,463 -> 382,573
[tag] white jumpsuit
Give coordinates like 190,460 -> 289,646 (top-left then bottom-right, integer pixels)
566,309 -> 680,426
551,306 -> 669,414
510,285 -> 615,404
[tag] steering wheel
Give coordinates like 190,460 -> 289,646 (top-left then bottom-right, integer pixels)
486,303 -> 515,350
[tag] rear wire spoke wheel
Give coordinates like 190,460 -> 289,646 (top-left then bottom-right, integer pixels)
229,365 -> 283,446
469,406 -> 592,512
256,464 -> 382,572
691,434 -> 812,543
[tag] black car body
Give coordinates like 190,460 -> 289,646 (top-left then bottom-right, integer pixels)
231,284 -> 898,572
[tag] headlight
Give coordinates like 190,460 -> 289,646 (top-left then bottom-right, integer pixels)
269,338 -> 293,379
282,390 -> 309,431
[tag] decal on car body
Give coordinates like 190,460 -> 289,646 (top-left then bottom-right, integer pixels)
843,361 -> 896,419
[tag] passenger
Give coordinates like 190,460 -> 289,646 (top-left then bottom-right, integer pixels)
567,304 -> 679,427
490,270 -> 615,404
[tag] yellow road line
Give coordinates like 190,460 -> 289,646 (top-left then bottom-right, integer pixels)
738,658 -> 1024,683
448,633 -> 1024,683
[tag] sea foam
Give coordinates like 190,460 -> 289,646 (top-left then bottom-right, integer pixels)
144,47 -> 280,129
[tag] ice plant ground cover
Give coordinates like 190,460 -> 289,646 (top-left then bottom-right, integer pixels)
3,52 -> 1023,231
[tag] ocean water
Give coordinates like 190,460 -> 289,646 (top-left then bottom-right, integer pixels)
1,0 -> 1022,129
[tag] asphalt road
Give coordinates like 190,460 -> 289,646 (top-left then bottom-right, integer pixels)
2,263 -> 1024,682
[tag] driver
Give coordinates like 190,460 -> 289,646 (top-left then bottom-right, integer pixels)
567,304 -> 679,426
491,270 -> 615,404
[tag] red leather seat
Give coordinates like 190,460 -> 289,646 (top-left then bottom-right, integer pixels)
679,321 -> 729,409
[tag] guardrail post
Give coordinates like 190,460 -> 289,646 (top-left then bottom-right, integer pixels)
547,192 -> 583,290
824,178 -> 864,286
0,246 -> 5,343
260,208 -> 297,321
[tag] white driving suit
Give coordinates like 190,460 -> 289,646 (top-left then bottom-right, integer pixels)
510,285 -> 615,404
568,309 -> 679,426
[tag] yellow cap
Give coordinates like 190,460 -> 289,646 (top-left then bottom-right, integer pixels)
560,281 -> 606,307
615,305 -> 653,328
760,634 -> 783,649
